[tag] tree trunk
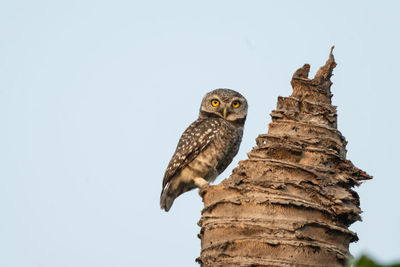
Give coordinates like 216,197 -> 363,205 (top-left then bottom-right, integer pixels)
197,47 -> 372,267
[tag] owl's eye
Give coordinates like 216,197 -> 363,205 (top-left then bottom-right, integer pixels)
211,99 -> 220,107
232,101 -> 240,108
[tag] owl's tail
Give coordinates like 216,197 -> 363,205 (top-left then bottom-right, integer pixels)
160,184 -> 175,212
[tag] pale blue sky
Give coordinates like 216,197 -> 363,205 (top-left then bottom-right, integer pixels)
1,1 -> 399,266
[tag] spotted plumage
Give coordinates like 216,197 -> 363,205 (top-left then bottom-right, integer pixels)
160,89 -> 248,211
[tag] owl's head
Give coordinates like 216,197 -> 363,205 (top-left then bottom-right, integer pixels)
199,89 -> 248,123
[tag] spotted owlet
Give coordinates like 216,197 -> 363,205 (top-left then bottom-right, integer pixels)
160,89 -> 248,211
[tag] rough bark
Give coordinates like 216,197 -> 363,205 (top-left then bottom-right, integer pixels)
197,47 -> 372,267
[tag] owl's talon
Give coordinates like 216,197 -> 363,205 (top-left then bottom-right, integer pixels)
198,184 -> 211,197
194,177 -> 209,197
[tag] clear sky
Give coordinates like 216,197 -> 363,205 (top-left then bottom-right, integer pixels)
1,1 -> 399,266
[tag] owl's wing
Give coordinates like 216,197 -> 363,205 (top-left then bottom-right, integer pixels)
161,118 -> 221,193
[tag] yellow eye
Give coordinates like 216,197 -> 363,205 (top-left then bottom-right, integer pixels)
232,101 -> 240,108
211,99 -> 220,107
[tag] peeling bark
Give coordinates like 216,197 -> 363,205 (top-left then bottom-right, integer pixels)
197,47 -> 372,267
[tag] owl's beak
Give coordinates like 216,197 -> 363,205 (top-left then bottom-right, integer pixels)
223,108 -> 227,119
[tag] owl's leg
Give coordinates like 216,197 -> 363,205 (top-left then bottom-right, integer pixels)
194,177 -> 210,197
193,177 -> 208,188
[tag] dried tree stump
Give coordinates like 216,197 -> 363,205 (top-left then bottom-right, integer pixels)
197,47 -> 372,267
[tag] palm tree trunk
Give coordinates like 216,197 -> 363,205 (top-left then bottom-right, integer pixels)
197,47 -> 372,267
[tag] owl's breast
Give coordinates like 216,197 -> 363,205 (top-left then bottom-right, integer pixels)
186,122 -> 243,182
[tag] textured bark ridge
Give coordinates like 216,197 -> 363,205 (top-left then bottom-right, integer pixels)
197,47 -> 372,267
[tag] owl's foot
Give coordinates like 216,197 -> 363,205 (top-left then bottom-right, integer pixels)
194,177 -> 210,197
198,185 -> 211,197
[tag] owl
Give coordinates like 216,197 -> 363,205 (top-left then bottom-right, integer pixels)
160,89 -> 248,211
